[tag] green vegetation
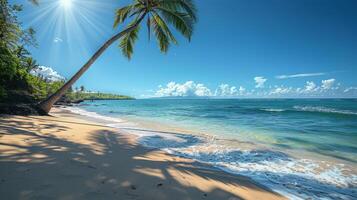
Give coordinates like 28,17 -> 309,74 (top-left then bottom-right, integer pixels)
1,0 -> 196,114
1,0 -> 47,101
66,91 -> 134,101
39,0 -> 197,113
0,0 -> 133,114
0,0 -> 68,102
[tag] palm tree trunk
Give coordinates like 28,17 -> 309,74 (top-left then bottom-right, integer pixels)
39,16 -> 145,114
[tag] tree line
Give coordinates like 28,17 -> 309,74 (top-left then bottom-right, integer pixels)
0,0 -> 132,106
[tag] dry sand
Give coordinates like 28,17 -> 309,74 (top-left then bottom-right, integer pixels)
0,107 -> 286,200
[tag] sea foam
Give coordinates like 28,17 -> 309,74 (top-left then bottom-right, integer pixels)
260,108 -> 285,112
64,106 -> 357,200
293,106 -> 357,115
139,135 -> 357,200
167,144 -> 357,200
63,106 -> 125,123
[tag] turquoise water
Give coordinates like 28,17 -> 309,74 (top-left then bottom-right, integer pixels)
71,98 -> 357,199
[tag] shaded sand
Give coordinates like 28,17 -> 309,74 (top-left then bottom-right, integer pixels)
0,108 -> 286,200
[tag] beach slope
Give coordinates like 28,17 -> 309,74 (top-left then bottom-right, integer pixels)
0,108 -> 285,200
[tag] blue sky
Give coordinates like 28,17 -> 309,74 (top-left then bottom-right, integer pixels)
14,0 -> 357,98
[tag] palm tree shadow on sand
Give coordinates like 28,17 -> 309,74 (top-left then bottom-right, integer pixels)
1,117 -> 352,200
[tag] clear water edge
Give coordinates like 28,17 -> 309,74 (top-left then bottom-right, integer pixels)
63,98 -> 357,200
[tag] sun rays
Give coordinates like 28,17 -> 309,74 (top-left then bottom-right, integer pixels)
59,0 -> 72,9
23,0 -> 116,62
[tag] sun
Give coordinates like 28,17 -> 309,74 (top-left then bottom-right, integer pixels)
60,0 -> 72,9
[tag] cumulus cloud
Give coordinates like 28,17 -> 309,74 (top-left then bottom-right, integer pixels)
269,86 -> 293,95
151,78 -> 355,98
276,72 -> 325,79
195,83 -> 212,96
215,84 -> 236,96
30,66 -> 65,82
214,84 -> 248,96
294,79 -> 340,95
321,79 -> 335,90
304,81 -> 318,92
155,81 -> 212,97
239,86 -> 246,94
53,37 -> 63,43
155,82 -> 248,97
254,76 -> 267,88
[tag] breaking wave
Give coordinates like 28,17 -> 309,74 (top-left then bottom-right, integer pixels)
64,106 -> 357,200
260,108 -> 286,112
293,106 -> 357,115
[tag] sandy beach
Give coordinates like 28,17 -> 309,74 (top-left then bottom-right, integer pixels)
0,107 -> 286,200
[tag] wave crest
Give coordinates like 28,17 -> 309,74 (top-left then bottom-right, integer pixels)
260,108 -> 285,112
168,144 -> 357,200
293,106 -> 357,115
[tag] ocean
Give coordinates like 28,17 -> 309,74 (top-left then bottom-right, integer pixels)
66,98 -> 357,199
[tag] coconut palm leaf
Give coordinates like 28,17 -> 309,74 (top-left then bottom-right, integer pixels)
158,0 -> 197,21
114,6 -> 136,28
147,15 -> 151,41
119,23 -> 141,59
39,0 -> 197,113
150,14 -> 169,52
115,0 -> 196,57
152,11 -> 177,44
155,7 -> 193,40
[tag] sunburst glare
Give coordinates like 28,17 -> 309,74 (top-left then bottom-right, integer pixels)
23,0 -> 117,65
60,0 -> 72,9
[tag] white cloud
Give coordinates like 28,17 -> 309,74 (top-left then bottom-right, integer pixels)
276,72 -> 325,79
214,84 -> 248,96
269,86 -> 293,95
230,86 -> 237,95
304,81 -> 317,92
195,83 -> 212,96
151,79 -> 355,98
53,37 -> 63,43
156,82 -> 247,97
344,87 -> 357,93
215,84 -> 237,96
239,86 -> 246,94
321,79 -> 335,90
30,66 -> 65,82
155,81 -> 211,97
295,79 -> 339,95
254,76 -> 267,88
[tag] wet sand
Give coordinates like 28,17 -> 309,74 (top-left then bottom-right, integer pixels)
0,107 -> 286,200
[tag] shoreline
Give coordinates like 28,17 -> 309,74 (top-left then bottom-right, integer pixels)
65,104 -> 357,170
0,107 -> 285,200
61,104 -> 357,200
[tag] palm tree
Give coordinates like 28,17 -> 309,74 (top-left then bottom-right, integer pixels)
24,57 -> 38,72
38,0 -> 197,113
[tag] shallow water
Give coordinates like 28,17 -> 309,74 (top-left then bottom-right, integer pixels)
67,98 -> 357,199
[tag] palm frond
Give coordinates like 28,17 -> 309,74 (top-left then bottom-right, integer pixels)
152,11 -> 177,44
155,7 -> 193,40
114,6 -> 133,28
114,0 -> 197,56
114,3 -> 144,28
119,23 -> 141,59
147,15 -> 151,41
158,0 -> 197,22
150,15 -> 170,52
